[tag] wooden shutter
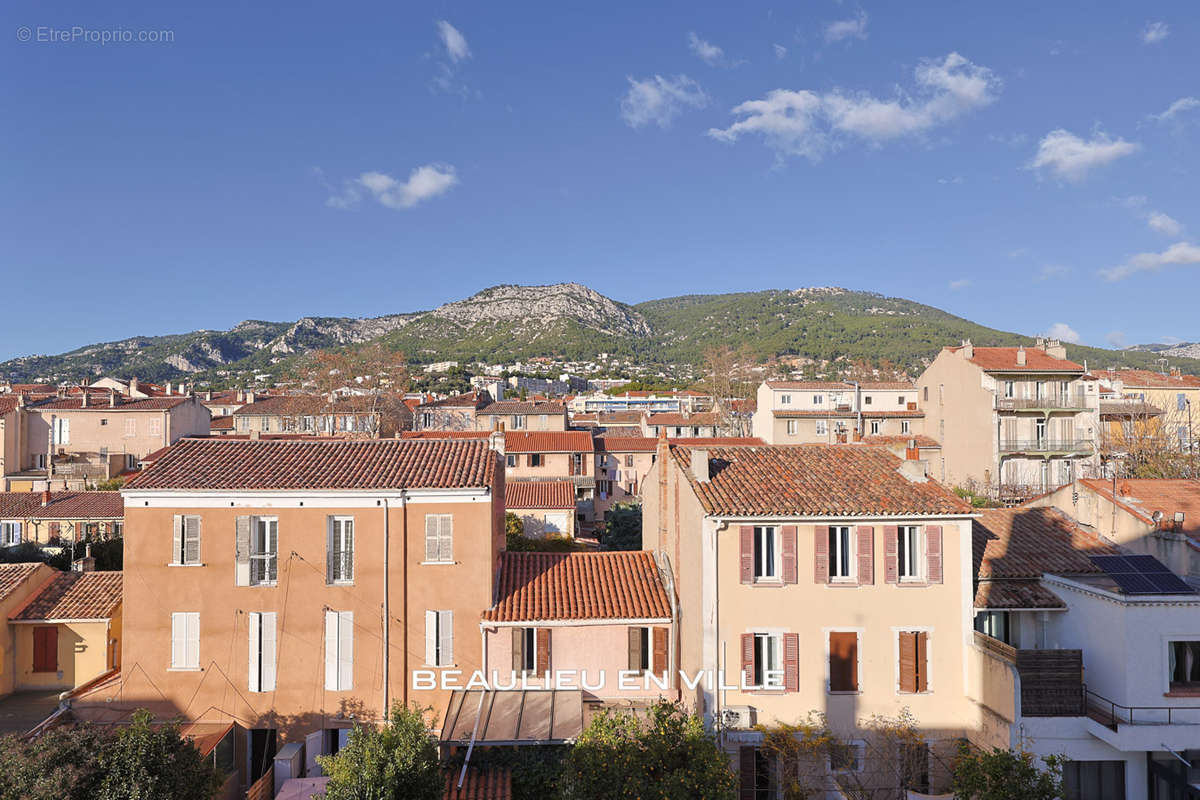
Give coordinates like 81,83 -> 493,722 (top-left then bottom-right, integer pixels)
925,526 -> 943,584
438,611 -> 453,668
884,525 -> 899,584
899,632 -> 917,693
829,631 -> 857,692
916,632 -> 928,692
783,632 -> 799,692
425,610 -> 437,666
741,633 -> 755,685
172,613 -> 187,668
172,514 -> 183,564
652,627 -> 668,676
627,627 -> 643,671
425,515 -> 438,561
33,627 -> 57,673
325,610 -> 340,690
338,611 -> 353,689
261,613 -> 276,692
439,515 -> 453,562
513,628 -> 525,672
814,526 -> 829,584
248,612 -> 261,692
536,628 -> 551,674
183,516 -> 201,565
738,747 -> 757,800
185,613 -> 199,669
739,526 -> 753,584
235,516 -> 251,586
856,526 -> 874,585
781,525 -> 798,583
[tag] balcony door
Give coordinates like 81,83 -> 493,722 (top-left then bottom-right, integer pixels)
1035,419 -> 1047,448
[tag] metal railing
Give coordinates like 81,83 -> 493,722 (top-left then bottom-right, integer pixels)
998,439 -> 1094,454
1085,687 -> 1200,729
996,395 -> 1091,411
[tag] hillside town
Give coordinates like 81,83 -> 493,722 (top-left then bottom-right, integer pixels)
0,332 -> 1197,800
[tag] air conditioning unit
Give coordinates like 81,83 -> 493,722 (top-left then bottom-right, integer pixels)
721,705 -> 756,729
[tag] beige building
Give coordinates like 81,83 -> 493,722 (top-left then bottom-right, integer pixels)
0,490 -> 123,546
752,381 -> 924,445
1098,368 -> 1200,451
504,480 -> 576,538
916,340 -> 1100,497
232,394 -> 412,437
414,392 -> 566,433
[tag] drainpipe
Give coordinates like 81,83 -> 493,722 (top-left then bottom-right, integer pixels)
402,493 -> 409,708
383,497 -> 390,720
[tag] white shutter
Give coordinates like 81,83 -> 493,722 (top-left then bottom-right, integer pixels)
305,730 -> 324,776
337,611 -> 353,690
439,610 -> 453,666
248,612 -> 262,692
324,610 -> 338,691
425,515 -> 438,561
185,613 -> 199,669
184,516 -> 201,564
261,612 -> 277,692
425,610 -> 437,665
172,515 -> 183,564
439,515 -> 453,562
171,613 -> 186,667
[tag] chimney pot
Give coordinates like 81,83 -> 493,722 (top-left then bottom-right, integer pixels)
1016,346 -> 1027,366
691,448 -> 710,482
41,488 -> 51,506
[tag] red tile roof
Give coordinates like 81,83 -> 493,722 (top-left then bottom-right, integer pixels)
417,391 -> 488,410
1078,478 -> 1200,536
646,412 -> 719,426
125,438 -> 497,490
671,444 -> 972,517
444,768 -> 512,800
0,396 -> 21,415
0,564 -> 43,603
861,435 -> 941,448
484,551 -> 671,622
505,480 -> 576,510
402,431 -> 491,440
504,431 -> 594,453
29,396 -> 192,412
949,346 -> 1084,372
773,409 -> 924,419
0,491 -> 123,520
479,401 -> 568,416
594,436 -> 764,452
10,571 -> 122,621
209,415 -> 235,430
974,580 -> 1067,610
1103,369 -> 1200,389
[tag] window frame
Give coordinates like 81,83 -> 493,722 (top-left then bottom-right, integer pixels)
752,525 -> 779,582
0,520 -> 22,547
869,420 -> 881,435
785,419 -> 798,436
424,513 -> 454,564
1167,639 -> 1200,693
900,420 -> 911,434
815,419 -> 828,436
328,516 -> 354,584
828,526 -> 855,581
825,628 -> 862,694
249,516 -> 278,587
752,632 -> 783,688
897,525 -> 922,581
170,611 -> 200,670
895,628 -> 932,694
827,740 -> 866,774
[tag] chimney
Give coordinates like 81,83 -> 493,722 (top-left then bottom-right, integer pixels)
205,391 -> 212,401
1035,337 -> 1046,351
109,389 -> 117,408
1171,367 -> 1182,378
905,439 -> 920,461
41,488 -> 51,507
691,449 -> 710,482
72,543 -> 96,572
1015,346 -> 1026,367
1045,339 -> 1067,360
898,459 -> 929,483
246,391 -> 255,404
960,339 -> 973,359
489,421 -> 506,456
81,390 -> 87,408
249,429 -> 260,440
130,377 -> 139,395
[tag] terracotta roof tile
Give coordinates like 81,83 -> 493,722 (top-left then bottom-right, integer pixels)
0,491 -> 123,520
504,431 -> 594,453
479,401 -> 567,416
209,415 -> 235,430
444,768 -> 512,800
1077,478 -> 1200,536
974,580 -> 1065,610
861,435 -> 941,448
594,436 -> 763,453
950,346 -> 1084,372
973,507 -> 1119,580
10,571 -> 122,621
1104,369 -> 1200,389
232,394 -> 391,416
417,391 -> 488,410
505,481 -> 575,510
125,438 -> 496,490
0,564 -> 43,603
672,444 -> 971,517
484,551 -> 671,622
773,409 -> 924,419
29,396 -> 192,411
646,412 -> 719,426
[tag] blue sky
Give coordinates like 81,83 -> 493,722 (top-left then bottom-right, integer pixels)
2,0 -> 1197,361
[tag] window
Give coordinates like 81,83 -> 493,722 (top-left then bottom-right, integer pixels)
1179,393 -> 1188,411
786,419 -> 797,436
32,627 -> 57,673
923,386 -> 929,402
35,454 -> 46,469
897,526 -> 920,580
539,414 -> 548,426
813,395 -> 824,405
511,415 -> 527,430
426,610 -> 453,666
424,514 -> 453,562
250,517 -> 277,585
815,420 -> 827,436
829,741 -> 865,773
870,420 -> 881,435
528,453 -> 544,467
125,418 -> 136,437
171,612 -> 200,669
739,748 -> 776,800
148,418 -> 162,436
754,633 -> 781,688
1,521 -> 22,546
624,454 -> 634,468
864,396 -> 873,406
571,452 -> 583,474
828,631 -> 859,692
172,515 -> 201,565
328,517 -> 354,584
1169,641 -> 1200,690
898,631 -> 929,693
1063,760 -> 1126,800
248,612 -> 277,692
974,611 -> 1011,645
753,526 -> 777,580
897,395 -> 906,406
324,610 -> 353,690
829,526 -> 853,580
100,418 -> 108,426
780,394 -> 792,405
52,417 -> 70,444
901,420 -> 911,434
515,627 -> 538,673
506,454 -> 517,468
627,626 -> 650,673
1003,381 -> 1015,399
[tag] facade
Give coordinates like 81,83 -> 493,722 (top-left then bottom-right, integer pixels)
0,490 -> 123,546
916,340 -> 1100,497
752,381 -> 924,446
1100,369 -> 1200,451
504,480 -> 576,538
643,412 -> 721,438
0,563 -> 56,699
232,394 -> 412,437
643,440 -> 983,794
477,400 -> 568,432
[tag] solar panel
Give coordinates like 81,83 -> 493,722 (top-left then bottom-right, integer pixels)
1126,554 -> 1172,573
1148,572 -> 1194,594
1107,572 -> 1159,594
1088,554 -> 1196,596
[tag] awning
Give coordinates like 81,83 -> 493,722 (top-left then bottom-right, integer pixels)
440,690 -> 583,746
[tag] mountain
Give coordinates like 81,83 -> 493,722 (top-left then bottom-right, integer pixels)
1125,342 -> 1200,360
3,283 -> 1199,384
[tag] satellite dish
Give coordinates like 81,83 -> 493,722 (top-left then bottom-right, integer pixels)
1153,511 -> 1164,522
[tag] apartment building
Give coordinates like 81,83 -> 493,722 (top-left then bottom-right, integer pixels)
1099,368 -> 1200,452
504,431 -> 596,529
752,381 -> 924,445
232,394 -> 412,437
504,480 -> 576,538
643,411 -> 721,438
917,340 -> 1100,497
571,391 -> 705,415
643,440 -> 982,794
67,436 -> 504,786
476,400 -> 568,432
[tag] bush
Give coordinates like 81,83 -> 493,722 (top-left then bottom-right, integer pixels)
319,703 -> 441,800
951,744 -> 1063,800
599,504 -> 641,551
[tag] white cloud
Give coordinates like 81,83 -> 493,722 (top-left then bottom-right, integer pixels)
1044,322 -> 1081,344
436,20 -> 471,63
774,43 -> 788,60
687,32 -> 724,65
948,278 -> 970,290
1038,264 -> 1072,280
1100,242 -> 1200,281
1105,331 -> 1127,348
707,52 -> 999,159
824,11 -> 868,43
620,74 -> 709,129
328,164 -> 459,210
1142,21 -> 1169,44
1148,212 -> 1183,237
1029,129 -> 1139,182
1149,97 -> 1200,123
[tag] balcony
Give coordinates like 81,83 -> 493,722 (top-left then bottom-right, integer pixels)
996,395 -> 1090,411
998,439 -> 1094,455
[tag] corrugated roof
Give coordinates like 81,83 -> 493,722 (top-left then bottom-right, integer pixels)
505,481 -> 576,510
10,571 -> 122,621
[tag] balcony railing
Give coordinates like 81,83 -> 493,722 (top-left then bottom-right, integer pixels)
1085,687 -> 1200,729
999,439 -> 1094,454
996,395 -> 1090,411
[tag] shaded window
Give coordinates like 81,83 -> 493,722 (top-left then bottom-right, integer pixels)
1169,641 -> 1200,690
1063,760 -> 1125,800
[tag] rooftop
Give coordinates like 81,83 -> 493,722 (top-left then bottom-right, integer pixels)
0,563 -> 43,603
28,395 -> 193,412
505,480 -> 576,510
1079,478 -> 1200,537
0,491 -> 123,520
595,436 -> 764,452
504,431 -> 594,453
765,380 -> 915,390
949,345 -> 1085,373
1103,369 -> 1200,390
10,571 -> 123,621
479,400 -> 568,416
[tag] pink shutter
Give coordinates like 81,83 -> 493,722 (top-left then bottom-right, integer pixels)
741,633 -> 755,685
781,526 -> 798,584
739,527 -> 753,584
926,526 -> 943,584
814,526 -> 829,584
856,526 -> 874,585
884,525 -> 898,584
783,633 -> 799,692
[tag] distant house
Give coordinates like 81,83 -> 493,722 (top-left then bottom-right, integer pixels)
0,490 -> 123,547
505,480 -> 576,538
233,394 -> 412,437
752,380 -> 924,445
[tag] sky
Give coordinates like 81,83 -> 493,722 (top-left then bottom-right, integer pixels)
2,0 -> 1198,361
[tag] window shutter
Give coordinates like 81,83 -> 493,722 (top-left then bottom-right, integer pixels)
856,526 -> 874,585
925,526 -> 943,584
781,526 -> 798,583
899,632 -> 916,693
884,526 -> 898,584
327,519 -> 338,584
425,515 -> 438,561
814,526 -> 829,584
235,516 -> 251,586
783,632 -> 799,692
627,627 -> 642,671
739,526 -> 753,584
652,627 -> 668,676
172,515 -> 183,564
186,613 -> 199,669
262,612 -> 276,692
829,631 -> 857,692
439,516 -> 453,563
267,522 -> 278,583
248,612 -> 261,692
325,611 -> 339,690
738,747 -> 756,800
439,610 -> 453,667
536,628 -> 551,674
183,517 -> 201,565
741,633 -> 755,686
344,521 -> 353,582
916,632 -> 928,692
513,628 -> 525,672
338,611 -> 353,689
172,613 -> 186,668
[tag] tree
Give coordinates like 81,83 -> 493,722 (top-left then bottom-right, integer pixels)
950,745 -> 1062,800
1100,401 -> 1196,479
319,703 -> 442,800
702,345 -> 757,437
599,503 -> 641,551
560,699 -> 736,800
300,343 -> 412,437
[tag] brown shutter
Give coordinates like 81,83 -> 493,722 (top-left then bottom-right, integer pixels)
738,747 -> 757,800
536,628 -> 551,674
856,526 -> 874,585
512,628 -> 524,672
814,526 -> 829,584
652,627 -> 668,676
33,627 -> 58,673
739,526 -> 753,584
628,627 -> 642,671
829,631 -> 858,692
741,633 -> 755,685
783,633 -> 799,692
926,526 -> 943,584
781,525 -> 798,583
884,525 -> 899,584
916,632 -> 928,692
899,632 -> 917,693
